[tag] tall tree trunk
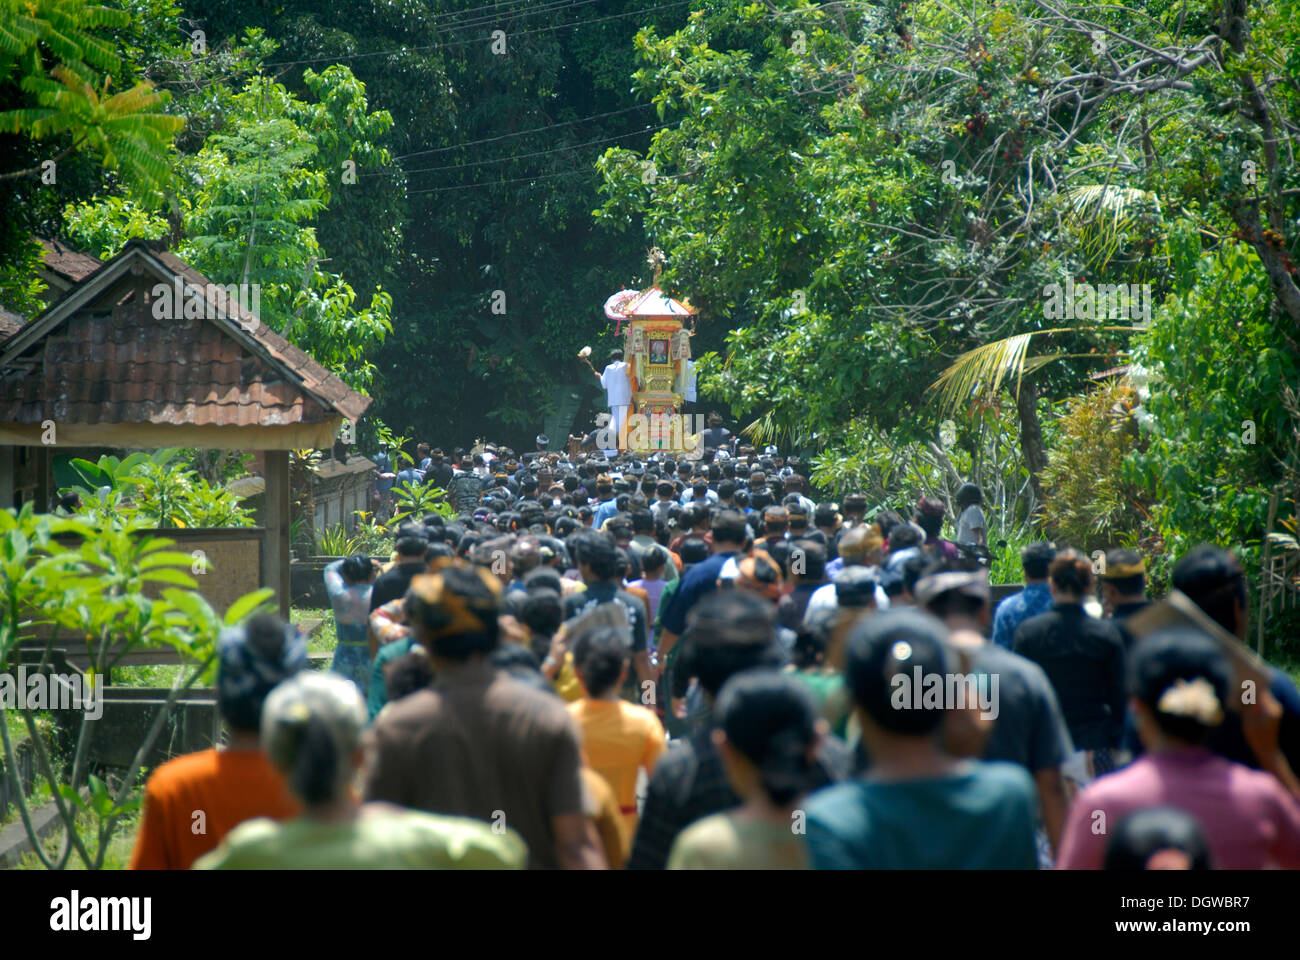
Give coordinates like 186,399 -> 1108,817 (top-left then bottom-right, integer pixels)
1015,379 -> 1048,507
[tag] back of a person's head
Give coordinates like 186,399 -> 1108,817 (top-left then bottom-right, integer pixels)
955,483 -> 982,509
1130,628 -> 1231,745
789,539 -> 826,580
1101,548 -> 1147,596
522,565 -> 563,595
1171,545 -> 1246,635
1020,540 -> 1056,580
899,552 -> 930,598
572,625 -> 631,697
1104,807 -> 1212,870
845,607 -> 952,736
489,643 -> 544,676
340,553 -> 373,585
217,614 -> 306,732
262,672 -> 367,807
888,523 -> 922,552
1048,547 -> 1094,595
715,671 -> 821,806
638,545 -> 667,575
395,522 -> 431,557
679,537 -> 710,567
913,496 -> 945,537
682,590 -> 781,698
794,608 -> 834,669
835,565 -> 879,608
711,510 -> 749,546
425,541 -> 454,565
573,528 -> 619,579
384,649 -> 435,702
521,586 -> 565,637
915,559 -> 990,620
405,563 -> 503,660
510,536 -> 542,576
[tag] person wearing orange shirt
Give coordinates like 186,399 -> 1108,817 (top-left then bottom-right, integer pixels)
568,626 -> 667,837
128,614 -> 307,869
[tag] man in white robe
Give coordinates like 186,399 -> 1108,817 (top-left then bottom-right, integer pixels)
596,349 -> 632,456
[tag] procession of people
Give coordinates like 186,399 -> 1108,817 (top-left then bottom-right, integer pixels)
128,405 -> 1300,870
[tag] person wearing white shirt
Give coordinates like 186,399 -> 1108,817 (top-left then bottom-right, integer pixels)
594,348 -> 633,457
680,357 -> 697,418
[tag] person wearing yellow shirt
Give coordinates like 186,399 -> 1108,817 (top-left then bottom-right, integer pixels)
567,626 -> 667,836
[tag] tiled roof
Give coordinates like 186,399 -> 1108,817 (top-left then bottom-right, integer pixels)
37,238 -> 103,283
0,241 -> 371,428
623,286 -> 694,317
0,306 -> 22,339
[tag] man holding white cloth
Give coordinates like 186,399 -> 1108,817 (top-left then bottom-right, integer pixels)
595,349 -> 632,456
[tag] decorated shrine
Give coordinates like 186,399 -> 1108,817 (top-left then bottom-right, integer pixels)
600,252 -> 699,453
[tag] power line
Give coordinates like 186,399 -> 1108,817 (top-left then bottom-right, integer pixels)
394,103 -> 653,160
261,0 -> 606,67
260,0 -> 693,69
377,123 -> 670,176
406,167 -> 594,195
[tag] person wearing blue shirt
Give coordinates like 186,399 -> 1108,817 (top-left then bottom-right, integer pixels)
591,475 -> 619,529
656,511 -> 751,672
991,541 -> 1056,648
394,465 -> 424,489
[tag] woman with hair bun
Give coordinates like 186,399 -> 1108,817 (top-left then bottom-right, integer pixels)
667,671 -> 823,869
195,673 -> 527,870
1056,629 -> 1300,869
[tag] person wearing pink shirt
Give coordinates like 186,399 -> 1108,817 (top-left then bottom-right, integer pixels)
1057,628 -> 1300,869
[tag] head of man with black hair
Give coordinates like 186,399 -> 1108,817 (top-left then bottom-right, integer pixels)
1171,544 -> 1249,640
403,564 -> 503,665
801,607 -> 1041,869
572,625 -> 631,700
665,671 -> 824,869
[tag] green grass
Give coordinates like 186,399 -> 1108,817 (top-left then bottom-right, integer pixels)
110,663 -> 192,688
4,712 -> 30,746
291,607 -> 338,655
10,810 -> 140,870
105,609 -> 336,687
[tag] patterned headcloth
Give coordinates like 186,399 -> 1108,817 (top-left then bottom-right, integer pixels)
217,616 -> 308,732
406,564 -> 504,642
915,496 -> 946,519
735,550 -> 784,602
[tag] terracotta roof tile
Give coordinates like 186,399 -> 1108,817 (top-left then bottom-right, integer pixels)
37,238 -> 103,283
0,243 -> 371,428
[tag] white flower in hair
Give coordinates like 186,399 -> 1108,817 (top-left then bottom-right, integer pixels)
1156,677 -> 1224,726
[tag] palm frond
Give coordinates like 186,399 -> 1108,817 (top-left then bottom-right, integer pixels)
1061,185 -> 1160,270
927,329 -> 1075,416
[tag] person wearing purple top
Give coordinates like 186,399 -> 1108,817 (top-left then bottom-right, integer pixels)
1058,628 -> 1300,869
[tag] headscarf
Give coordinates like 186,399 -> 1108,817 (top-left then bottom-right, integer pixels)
217,618 -> 308,731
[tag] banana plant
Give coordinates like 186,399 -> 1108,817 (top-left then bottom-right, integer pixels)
0,503 -> 274,869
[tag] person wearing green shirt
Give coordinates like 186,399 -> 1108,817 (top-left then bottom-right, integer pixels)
196,672 -> 526,870
667,671 -> 822,869
804,608 -> 1039,869
369,634 -> 414,719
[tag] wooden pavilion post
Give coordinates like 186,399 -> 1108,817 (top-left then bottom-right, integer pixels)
263,450 -> 292,619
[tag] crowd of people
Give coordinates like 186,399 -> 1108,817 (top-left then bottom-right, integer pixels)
127,430 -> 1300,870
